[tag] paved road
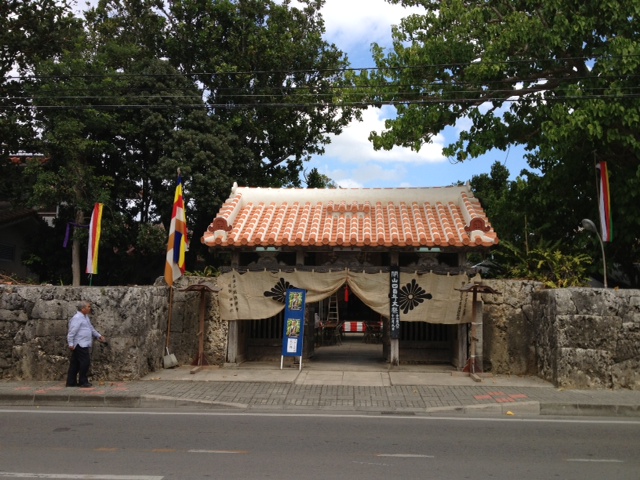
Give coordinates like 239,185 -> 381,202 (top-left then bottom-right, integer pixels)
1,409 -> 639,480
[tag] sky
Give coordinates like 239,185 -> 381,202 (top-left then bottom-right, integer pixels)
290,0 -> 530,188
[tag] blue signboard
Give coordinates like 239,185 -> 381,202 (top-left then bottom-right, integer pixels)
281,288 -> 306,360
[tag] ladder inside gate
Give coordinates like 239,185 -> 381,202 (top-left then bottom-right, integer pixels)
326,293 -> 339,324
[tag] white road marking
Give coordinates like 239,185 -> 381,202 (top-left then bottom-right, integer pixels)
188,449 -> 247,454
566,459 -> 624,463
376,454 -> 434,458
2,409 -> 639,426
0,474 -> 162,479
351,461 -> 392,466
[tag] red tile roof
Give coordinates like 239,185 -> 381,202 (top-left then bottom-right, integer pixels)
201,183 -> 499,249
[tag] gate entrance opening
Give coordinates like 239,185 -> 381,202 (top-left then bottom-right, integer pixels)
242,285 -> 457,368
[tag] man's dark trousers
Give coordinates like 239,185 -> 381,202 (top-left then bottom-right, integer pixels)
66,345 -> 91,386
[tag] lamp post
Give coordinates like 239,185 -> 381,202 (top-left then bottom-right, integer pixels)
581,218 -> 608,288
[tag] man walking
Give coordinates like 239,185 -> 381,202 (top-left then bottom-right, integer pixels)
66,301 -> 106,388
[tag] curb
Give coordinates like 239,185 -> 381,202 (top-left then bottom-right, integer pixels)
423,401 -> 540,416
0,394 -> 628,417
0,393 -> 638,418
140,394 -> 249,410
540,402 -> 640,417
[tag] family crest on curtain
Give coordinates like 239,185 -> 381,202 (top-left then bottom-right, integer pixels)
218,269 -> 478,324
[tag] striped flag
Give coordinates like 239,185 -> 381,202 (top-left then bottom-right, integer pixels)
86,203 -> 103,274
596,162 -> 612,242
164,174 -> 189,286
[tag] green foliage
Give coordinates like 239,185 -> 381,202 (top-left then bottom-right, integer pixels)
304,167 -> 337,188
160,0 -> 360,187
136,224 -> 167,256
4,0 -> 358,285
489,240 -> 592,288
0,0 -> 83,194
21,216 -> 74,286
363,0 -> 640,284
185,265 -> 220,278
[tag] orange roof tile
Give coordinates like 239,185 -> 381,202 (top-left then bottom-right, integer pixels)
201,183 -> 499,249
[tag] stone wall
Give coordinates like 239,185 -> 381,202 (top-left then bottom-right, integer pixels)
480,281 -> 640,390
0,277 -> 224,382
532,288 -> 640,390
480,279 -> 542,375
1,279 -> 638,390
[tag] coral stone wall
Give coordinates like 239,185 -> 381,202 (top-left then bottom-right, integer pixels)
532,288 -> 640,390
480,279 -> 542,375
0,278 -> 224,381
1,280 -> 638,390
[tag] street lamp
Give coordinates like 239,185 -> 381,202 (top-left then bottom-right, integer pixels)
581,218 -> 608,288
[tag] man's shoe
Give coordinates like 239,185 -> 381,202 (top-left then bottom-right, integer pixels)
79,383 -> 92,388
66,384 -> 78,387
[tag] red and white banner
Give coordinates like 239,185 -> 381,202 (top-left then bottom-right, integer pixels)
342,321 -> 365,333
596,162 -> 612,242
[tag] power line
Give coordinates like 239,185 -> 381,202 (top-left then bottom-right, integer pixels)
5,53 -> 640,82
3,93 -> 639,111
0,87 -> 600,101
9,72 -> 640,93
5,75 -> 639,105
6,77 -> 640,103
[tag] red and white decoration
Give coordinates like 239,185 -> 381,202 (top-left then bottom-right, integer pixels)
342,321 -> 365,333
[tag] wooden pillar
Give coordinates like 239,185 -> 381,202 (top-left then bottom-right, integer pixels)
473,299 -> 484,372
191,290 -> 209,368
456,323 -> 467,370
390,337 -> 399,366
178,284 -> 221,372
226,320 -> 239,364
457,251 -> 467,267
456,283 -> 498,375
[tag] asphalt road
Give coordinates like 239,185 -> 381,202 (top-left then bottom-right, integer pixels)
1,408 -> 639,480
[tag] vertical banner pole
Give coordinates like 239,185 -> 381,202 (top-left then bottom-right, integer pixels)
167,286 -> 174,349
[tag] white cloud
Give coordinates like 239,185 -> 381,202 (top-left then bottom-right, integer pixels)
349,163 -> 408,187
287,0 -> 424,60
288,0 -> 442,187
319,162 -> 408,189
317,0 -> 424,50
322,107 -> 447,165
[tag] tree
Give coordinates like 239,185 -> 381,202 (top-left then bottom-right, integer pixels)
470,161 -> 595,286
304,167 -> 337,188
163,0 -> 361,187
361,0 -> 640,284
25,19 -> 234,284
13,0 -> 359,285
470,161 -> 574,253
0,0 -> 83,199
489,239 -> 592,288
25,48 -> 121,285
84,0 -> 360,276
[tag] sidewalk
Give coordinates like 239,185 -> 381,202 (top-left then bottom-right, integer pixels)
1,361 -> 639,417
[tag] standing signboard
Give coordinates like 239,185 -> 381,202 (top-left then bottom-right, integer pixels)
280,288 -> 306,370
390,266 -> 400,339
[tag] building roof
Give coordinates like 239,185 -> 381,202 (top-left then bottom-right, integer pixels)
0,204 -> 40,228
201,183 -> 499,250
